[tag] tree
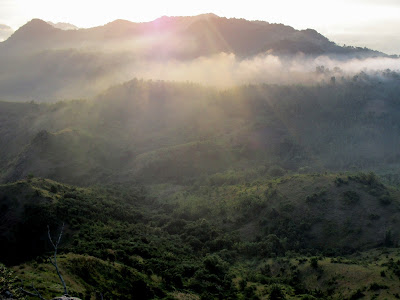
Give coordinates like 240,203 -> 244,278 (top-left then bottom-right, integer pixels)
20,223 -> 81,300
269,284 -> 286,300
47,223 -> 68,295
0,264 -> 25,299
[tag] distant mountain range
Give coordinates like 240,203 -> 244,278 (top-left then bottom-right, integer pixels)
0,14 -> 396,101
47,21 -> 79,30
0,14 -> 387,58
0,24 -> 14,41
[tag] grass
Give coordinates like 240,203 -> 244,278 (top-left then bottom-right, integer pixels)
228,249 -> 400,299
3,173 -> 400,299
148,172 -> 400,250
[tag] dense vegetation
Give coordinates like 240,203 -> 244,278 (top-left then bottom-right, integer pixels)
1,71 -> 400,186
2,10 -> 400,300
1,39 -> 400,299
2,168 -> 400,299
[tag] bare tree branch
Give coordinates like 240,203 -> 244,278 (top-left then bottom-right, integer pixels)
48,223 -> 68,295
20,281 -> 46,300
19,225 -> 74,299
31,283 -> 46,300
47,225 -> 56,249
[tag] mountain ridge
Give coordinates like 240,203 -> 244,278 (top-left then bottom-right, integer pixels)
1,14 -> 388,58
47,21 -> 79,30
0,14 -> 392,101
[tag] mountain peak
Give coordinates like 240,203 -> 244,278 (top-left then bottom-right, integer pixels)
106,19 -> 134,26
196,13 -> 219,19
4,18 -> 59,45
47,21 -> 79,30
1,15 -> 388,59
24,18 -> 54,29
301,28 -> 329,41
14,18 -> 57,36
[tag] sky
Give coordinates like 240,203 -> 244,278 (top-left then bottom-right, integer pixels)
1,0 -> 399,54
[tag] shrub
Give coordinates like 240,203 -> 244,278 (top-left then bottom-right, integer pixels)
269,166 -> 286,177
350,289 -> 365,299
334,177 -> 348,187
379,195 -> 392,205
368,214 -> 380,220
203,254 -> 228,276
310,257 -> 319,269
301,296 -> 317,300
244,285 -> 260,300
306,191 -> 327,203
369,282 -> 388,291
0,264 -> 25,299
384,230 -> 394,247
50,185 -> 58,193
269,284 -> 286,300
260,263 -> 271,276
342,191 -> 360,205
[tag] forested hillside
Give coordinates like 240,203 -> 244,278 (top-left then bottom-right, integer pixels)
1,72 -> 400,186
2,172 -> 400,299
1,72 -> 400,299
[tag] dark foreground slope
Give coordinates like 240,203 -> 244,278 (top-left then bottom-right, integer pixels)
2,73 -> 400,186
1,173 -> 400,299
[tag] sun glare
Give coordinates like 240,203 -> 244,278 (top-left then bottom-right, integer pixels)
6,0 -> 399,30
1,0 -> 399,53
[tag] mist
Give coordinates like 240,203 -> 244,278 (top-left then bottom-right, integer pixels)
2,49 -> 399,102
1,14 -> 400,101
123,53 -> 400,87
0,24 -> 14,41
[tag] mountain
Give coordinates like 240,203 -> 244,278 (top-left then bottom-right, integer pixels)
0,15 -> 392,102
1,19 -> 65,51
0,24 -> 14,41
1,15 -> 386,58
47,21 -> 79,30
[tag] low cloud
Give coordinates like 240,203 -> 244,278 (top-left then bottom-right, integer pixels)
122,53 -> 400,87
0,24 -> 13,41
1,48 -> 399,101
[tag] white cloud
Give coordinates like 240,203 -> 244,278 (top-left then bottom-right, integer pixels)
0,23 -> 14,41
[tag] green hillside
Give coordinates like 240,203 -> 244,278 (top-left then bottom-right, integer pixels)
2,172 -> 400,299
1,74 -> 400,186
1,69 -> 400,299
